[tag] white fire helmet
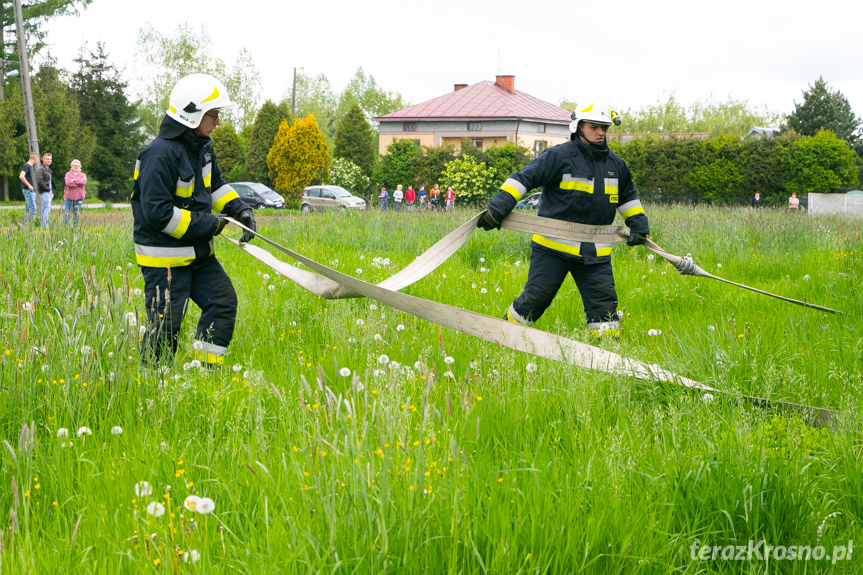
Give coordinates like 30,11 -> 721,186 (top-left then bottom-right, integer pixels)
165,73 -> 233,129
569,103 -> 621,133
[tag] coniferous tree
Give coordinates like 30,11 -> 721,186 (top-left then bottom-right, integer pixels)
210,123 -> 245,182
267,114 -> 330,202
333,101 -> 374,178
72,42 -> 144,199
245,99 -> 290,186
785,78 -> 861,149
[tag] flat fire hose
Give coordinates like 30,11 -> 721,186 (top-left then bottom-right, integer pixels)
223,214 -> 839,426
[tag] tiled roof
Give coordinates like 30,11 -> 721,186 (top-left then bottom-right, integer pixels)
375,81 -> 572,124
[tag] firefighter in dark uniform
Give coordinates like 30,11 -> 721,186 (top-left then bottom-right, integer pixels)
131,73 -> 257,367
478,102 -> 649,339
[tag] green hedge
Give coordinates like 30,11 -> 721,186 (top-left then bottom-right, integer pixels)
612,130 -> 858,202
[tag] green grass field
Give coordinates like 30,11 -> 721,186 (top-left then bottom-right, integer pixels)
1,206 -> 862,574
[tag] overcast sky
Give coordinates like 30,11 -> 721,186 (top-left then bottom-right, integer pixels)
40,0 -> 863,123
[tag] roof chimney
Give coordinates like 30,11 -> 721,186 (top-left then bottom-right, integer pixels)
495,75 -> 515,92
454,83 -> 468,92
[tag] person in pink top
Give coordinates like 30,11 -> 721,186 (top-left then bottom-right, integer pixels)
63,159 -> 87,225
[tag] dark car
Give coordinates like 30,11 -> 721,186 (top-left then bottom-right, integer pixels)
230,182 -> 286,209
515,192 -> 541,210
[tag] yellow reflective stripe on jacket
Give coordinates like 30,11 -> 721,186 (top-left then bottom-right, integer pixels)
134,244 -> 196,267
560,174 -> 593,193
162,207 -> 192,239
617,199 -> 645,220
595,243 -> 613,257
211,185 -> 239,213
133,159 -> 140,181
202,162 -> 213,189
532,234 -> 582,256
501,178 -> 526,201
604,178 -> 619,195
176,177 -> 195,198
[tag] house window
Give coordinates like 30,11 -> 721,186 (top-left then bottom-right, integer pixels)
534,140 -> 547,154
537,123 -> 546,133
412,139 -> 421,145
471,139 -> 483,148
468,122 -> 482,131
403,122 -> 417,132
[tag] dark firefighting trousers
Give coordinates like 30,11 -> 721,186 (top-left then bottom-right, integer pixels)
507,247 -> 620,335
140,256 -> 237,366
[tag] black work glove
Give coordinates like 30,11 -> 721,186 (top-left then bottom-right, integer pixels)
238,209 -> 257,243
213,216 -> 228,237
477,208 -> 504,231
626,232 -> 647,247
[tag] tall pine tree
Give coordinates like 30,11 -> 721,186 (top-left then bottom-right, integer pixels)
333,100 -> 374,178
211,123 -> 245,182
785,78 -> 861,149
245,99 -> 290,186
72,42 -> 144,199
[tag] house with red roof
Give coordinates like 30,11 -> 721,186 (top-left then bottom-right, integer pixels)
374,76 -> 572,156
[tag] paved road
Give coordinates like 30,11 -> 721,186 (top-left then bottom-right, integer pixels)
0,203 -> 130,210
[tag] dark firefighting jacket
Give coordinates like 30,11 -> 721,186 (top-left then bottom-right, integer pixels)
131,132 -> 250,267
488,139 -> 649,264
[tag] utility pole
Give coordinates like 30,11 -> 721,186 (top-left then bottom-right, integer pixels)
13,0 -> 39,160
291,67 -> 297,119
0,16 -> 6,202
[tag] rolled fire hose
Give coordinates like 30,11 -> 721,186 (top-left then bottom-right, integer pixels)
223,213 -> 839,426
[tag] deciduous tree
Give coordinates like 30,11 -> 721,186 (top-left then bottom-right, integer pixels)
373,138 -> 420,191
210,124 -> 245,182
443,154 -> 498,206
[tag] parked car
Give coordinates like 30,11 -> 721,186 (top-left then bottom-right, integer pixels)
515,192 -> 541,210
300,185 -> 366,212
230,182 -> 286,209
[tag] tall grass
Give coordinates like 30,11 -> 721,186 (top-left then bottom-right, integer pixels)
0,206 -> 861,573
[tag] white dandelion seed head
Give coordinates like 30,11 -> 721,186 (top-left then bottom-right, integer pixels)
702,393 -> 715,404
469,360 -> 479,369
183,495 -> 201,512
146,501 -> 165,517
183,549 -> 200,563
80,345 -> 92,355
480,267 -> 487,273
116,266 -> 122,272
23,302 -> 33,311
138,325 -> 147,336
190,360 -> 202,369
526,362 -> 538,373
471,283 -> 477,289
111,426 -> 123,435
192,341 -> 203,351
374,333 -> 383,342
355,268 -> 363,275
232,364 -> 242,372
135,481 -> 153,497
290,321 -> 297,327
647,254 -> 655,261
442,274 -> 447,279
42,364 -> 49,372
803,275 -> 810,281
76,426 -> 92,437
641,275 -> 647,280
370,304 -> 378,311
480,257 -> 485,263
716,263 -> 722,269
444,370 -> 455,380
373,369 -> 384,377
414,361 -> 424,370
647,329 -> 661,337
127,262 -> 133,268
354,380 -> 365,392
444,356 -> 455,365
378,354 -> 389,365
57,427 -> 69,438
396,324 -> 405,332
133,288 -> 142,296
108,352 -> 114,358
495,287 -> 501,293
268,284 -> 275,291
262,274 -> 270,281
389,361 -> 400,370
347,337 -> 357,343
356,319 -> 365,326
195,497 -> 215,514
183,363 -> 191,372
256,270 -> 262,277
515,261 -> 522,267
708,325 -> 716,332
339,367 -> 351,377
480,288 -> 487,294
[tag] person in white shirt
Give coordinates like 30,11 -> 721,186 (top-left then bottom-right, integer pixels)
393,184 -> 404,212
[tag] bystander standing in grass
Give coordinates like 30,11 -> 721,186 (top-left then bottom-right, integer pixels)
394,185 -> 404,212
379,187 -> 388,211
18,152 -> 38,225
445,185 -> 455,211
750,191 -> 764,210
405,185 -> 416,211
36,153 -> 55,229
63,159 -> 87,226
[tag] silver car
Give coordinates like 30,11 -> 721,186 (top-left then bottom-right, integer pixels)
300,185 -> 366,212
